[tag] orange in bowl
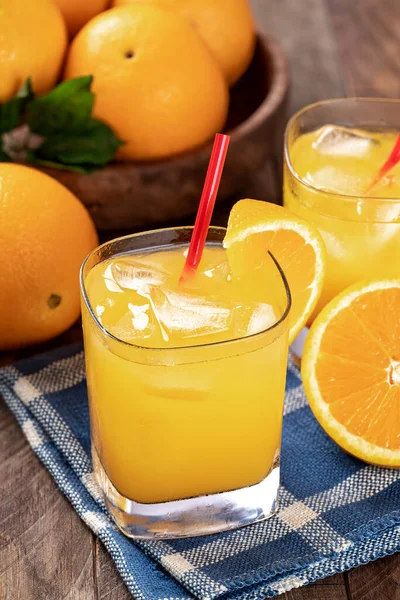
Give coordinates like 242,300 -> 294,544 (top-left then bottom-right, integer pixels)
53,0 -> 110,38
112,0 -> 256,86
64,4 -> 229,161
0,0 -> 67,102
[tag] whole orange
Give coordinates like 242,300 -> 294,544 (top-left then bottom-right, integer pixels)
53,0 -> 110,38
0,0 -> 67,102
0,164 -> 98,350
112,0 -> 255,86
64,5 -> 229,161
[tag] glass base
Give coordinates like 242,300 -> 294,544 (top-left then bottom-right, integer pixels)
92,445 -> 280,539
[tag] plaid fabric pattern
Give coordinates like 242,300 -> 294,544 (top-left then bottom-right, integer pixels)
1,343 -> 400,600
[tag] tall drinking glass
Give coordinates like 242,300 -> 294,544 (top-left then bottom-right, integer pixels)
80,227 -> 291,538
284,98 -> 400,321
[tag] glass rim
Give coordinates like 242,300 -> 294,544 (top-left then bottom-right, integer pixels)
284,97 -> 400,204
80,226 -> 292,353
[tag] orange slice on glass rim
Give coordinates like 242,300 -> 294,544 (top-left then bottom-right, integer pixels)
223,199 -> 326,343
302,279 -> 400,467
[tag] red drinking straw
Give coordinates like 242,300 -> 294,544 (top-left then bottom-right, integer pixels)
180,133 -> 230,283
366,132 -> 400,194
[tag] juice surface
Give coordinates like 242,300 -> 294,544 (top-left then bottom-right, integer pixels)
284,126 -> 400,317
83,244 -> 289,503
86,245 -> 280,348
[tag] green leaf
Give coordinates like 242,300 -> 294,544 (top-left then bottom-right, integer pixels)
27,76 -> 94,137
31,118 -> 123,169
26,76 -> 123,170
27,155 -> 99,175
0,79 -> 34,134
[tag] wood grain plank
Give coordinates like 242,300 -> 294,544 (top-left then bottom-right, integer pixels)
281,582 -> 348,600
326,0 -> 400,97
251,0 -> 345,114
95,540 -> 131,600
345,554 -> 400,600
309,573 -> 348,586
0,398 -> 94,600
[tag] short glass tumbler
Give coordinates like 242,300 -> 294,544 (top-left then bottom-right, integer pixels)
80,227 -> 291,539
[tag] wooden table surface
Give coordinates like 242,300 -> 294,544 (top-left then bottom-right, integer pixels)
2,1 -> 400,598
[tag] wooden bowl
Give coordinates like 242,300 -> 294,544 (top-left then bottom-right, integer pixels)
41,32 -> 289,231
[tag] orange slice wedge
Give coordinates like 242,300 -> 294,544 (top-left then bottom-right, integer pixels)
223,199 -> 326,343
302,279 -> 400,467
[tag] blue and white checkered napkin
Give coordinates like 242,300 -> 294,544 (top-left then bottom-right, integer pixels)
1,344 -> 400,600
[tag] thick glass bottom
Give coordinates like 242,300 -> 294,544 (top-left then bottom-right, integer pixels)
92,445 -> 280,539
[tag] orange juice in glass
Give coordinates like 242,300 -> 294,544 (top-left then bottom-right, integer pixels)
284,98 -> 400,321
80,227 -> 291,538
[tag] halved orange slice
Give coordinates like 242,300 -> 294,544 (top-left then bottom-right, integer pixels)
302,279 -> 400,466
223,199 -> 326,343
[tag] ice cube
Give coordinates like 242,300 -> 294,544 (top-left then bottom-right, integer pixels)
111,259 -> 167,292
182,256 -> 231,290
149,288 -> 233,339
320,231 -> 347,261
305,166 -> 364,195
231,303 -> 277,338
106,301 -> 155,341
203,260 -> 231,281
96,305 -> 105,318
128,302 -> 151,331
246,304 -> 277,336
103,264 -> 123,293
312,125 -> 379,158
